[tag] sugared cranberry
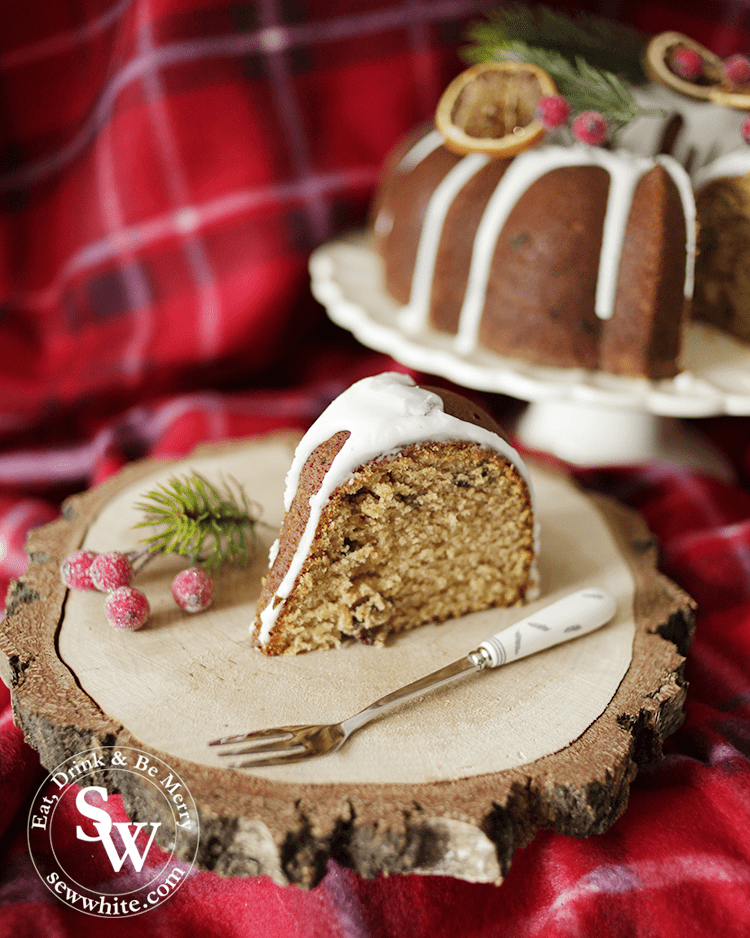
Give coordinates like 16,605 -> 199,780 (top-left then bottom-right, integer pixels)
571,111 -> 608,146
60,550 -> 99,590
724,53 -> 750,87
104,586 -> 150,631
89,551 -> 134,591
669,46 -> 703,81
535,94 -> 570,130
742,116 -> 750,144
172,568 -> 214,614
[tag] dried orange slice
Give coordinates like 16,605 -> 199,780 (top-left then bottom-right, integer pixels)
435,61 -> 557,157
645,31 -> 750,109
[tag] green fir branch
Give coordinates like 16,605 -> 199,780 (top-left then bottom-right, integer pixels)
460,5 -> 663,137
513,47 -> 653,132
463,4 -> 647,83
133,472 -> 259,570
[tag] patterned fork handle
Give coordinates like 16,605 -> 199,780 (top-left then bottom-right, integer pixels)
476,587 -> 617,667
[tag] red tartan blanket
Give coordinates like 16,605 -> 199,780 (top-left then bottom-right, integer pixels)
2,1 -> 750,935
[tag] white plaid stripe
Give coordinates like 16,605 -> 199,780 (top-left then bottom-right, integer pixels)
138,0 -> 223,359
0,0 -> 493,192
96,117 -> 154,379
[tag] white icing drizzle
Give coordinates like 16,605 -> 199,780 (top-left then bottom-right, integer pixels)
256,372 -> 534,646
620,83 -> 748,175
693,148 -> 750,191
373,208 -> 393,238
659,154 -> 697,301
374,131 -> 446,255
457,146 -> 657,351
396,129 -> 444,174
394,136 -> 695,352
400,152 -> 490,332
268,538 -> 279,566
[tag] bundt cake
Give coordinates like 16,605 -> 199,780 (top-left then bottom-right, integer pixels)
367,8 -> 750,379
250,372 -> 537,656
372,130 -> 695,379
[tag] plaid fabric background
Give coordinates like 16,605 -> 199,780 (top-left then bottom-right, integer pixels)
0,0 -> 748,447
2,0 -> 750,935
0,0 -> 494,445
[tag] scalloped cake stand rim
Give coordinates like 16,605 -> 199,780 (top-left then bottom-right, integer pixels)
309,231 -> 748,476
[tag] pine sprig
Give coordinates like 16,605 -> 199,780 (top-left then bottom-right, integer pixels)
463,4 -> 647,83
459,5 -> 664,137
495,45 -> 654,133
133,472 -> 258,570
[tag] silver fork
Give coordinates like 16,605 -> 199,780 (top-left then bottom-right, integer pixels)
209,588 -> 616,768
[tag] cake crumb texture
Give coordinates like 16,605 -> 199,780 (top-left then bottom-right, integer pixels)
254,441 -> 535,656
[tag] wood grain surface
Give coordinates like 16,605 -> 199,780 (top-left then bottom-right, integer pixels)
0,433 -> 696,887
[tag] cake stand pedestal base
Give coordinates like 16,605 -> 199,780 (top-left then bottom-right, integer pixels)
513,399 -> 735,480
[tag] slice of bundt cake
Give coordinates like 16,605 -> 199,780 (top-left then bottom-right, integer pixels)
691,152 -> 750,342
251,372 -> 537,656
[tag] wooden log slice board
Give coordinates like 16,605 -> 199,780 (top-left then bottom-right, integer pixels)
0,433 -> 696,888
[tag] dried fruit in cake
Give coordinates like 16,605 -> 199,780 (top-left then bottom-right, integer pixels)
645,31 -> 750,109
435,61 -> 557,157
250,373 -> 537,656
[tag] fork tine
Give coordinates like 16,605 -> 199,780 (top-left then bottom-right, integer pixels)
216,738 -> 306,759
229,749 -> 312,769
209,727 -> 300,747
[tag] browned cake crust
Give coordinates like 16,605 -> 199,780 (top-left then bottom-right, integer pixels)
253,429 -> 351,625
373,141 -> 689,379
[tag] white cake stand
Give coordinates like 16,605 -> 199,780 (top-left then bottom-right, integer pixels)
310,231 -> 750,479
